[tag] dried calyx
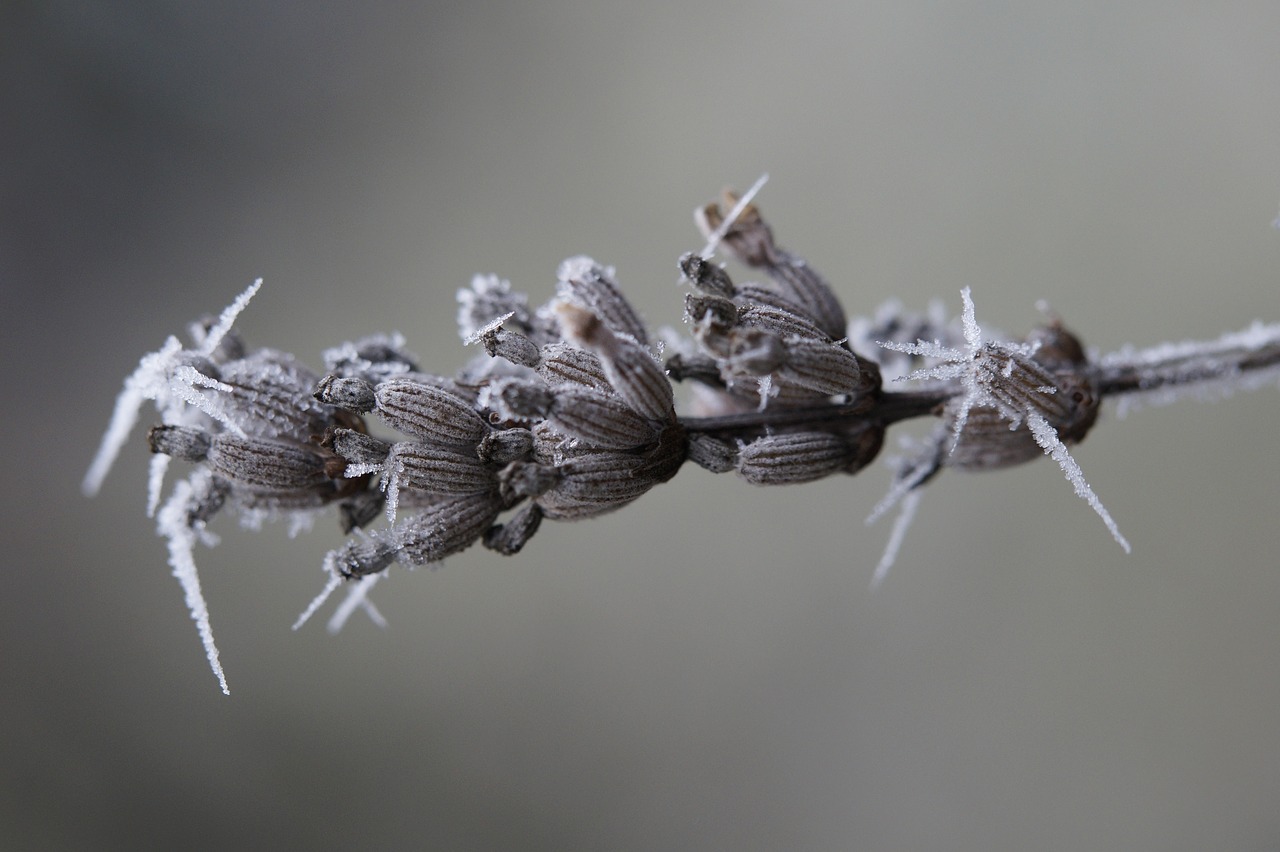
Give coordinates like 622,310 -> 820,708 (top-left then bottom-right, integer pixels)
85,181 -> 1280,692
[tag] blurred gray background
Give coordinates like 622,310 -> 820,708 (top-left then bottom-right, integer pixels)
4,2 -> 1280,849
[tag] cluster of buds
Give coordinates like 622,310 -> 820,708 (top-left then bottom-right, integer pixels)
85,181 -> 1280,692
309,258 -> 687,578
667,195 -> 887,484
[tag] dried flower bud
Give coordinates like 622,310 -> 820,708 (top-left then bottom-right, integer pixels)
946,371 -> 1099,471
678,251 -> 735,299
536,342 -> 612,391
686,433 -> 739,473
736,304 -> 831,343
535,451 -> 663,520
331,491 -> 503,577
556,256 -> 649,346
483,503 -> 543,555
555,302 -> 676,424
695,192 -> 774,267
148,424 -> 212,461
697,189 -> 847,340
736,430 -> 872,485
324,428 -> 391,473
150,425 -> 333,492
372,378 -> 489,446
314,375 -> 377,413
476,323 -> 541,367
489,377 -> 556,421
385,443 -> 496,496
180,350 -> 341,442
329,537 -> 398,579
476,428 -> 535,465
772,338 -> 881,398
546,386 -> 662,449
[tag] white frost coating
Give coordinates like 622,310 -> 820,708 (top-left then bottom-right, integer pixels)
866,448 -> 936,526
85,282 -> 263,498
463,311 -> 516,346
156,473 -> 230,694
1027,413 -> 1131,553
196,279 -> 261,357
293,563 -> 342,631
82,336 -> 184,496
1101,320 -> 1280,418
145,453 -> 171,518
879,338 -> 961,362
383,458 -> 402,524
699,172 -> 770,260
1099,320 -> 1280,370
871,489 -> 921,588
327,574 -> 387,634
948,287 -> 984,452
169,365 -> 247,436
341,461 -> 385,478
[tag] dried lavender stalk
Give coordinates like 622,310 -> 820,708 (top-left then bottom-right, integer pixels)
85,181 -> 1280,693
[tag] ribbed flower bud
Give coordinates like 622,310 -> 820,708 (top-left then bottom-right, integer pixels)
686,433 -> 739,473
385,443 -> 496,496
329,491 -> 502,577
535,451 -> 664,520
488,377 -> 556,422
696,189 -> 847,340
374,378 -> 489,446
556,256 -> 649,346
536,342 -> 612,391
476,428 -> 535,465
180,350 -> 340,442
555,302 -> 676,424
150,425 -> 331,491
544,386 -> 660,449
471,321 -> 542,367
736,430 -> 869,485
314,375 -> 377,413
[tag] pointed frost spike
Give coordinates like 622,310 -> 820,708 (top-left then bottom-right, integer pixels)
359,596 -> 388,629
699,172 -> 769,260
866,446 -> 939,526
327,574 -> 384,634
871,489 -> 922,589
197,280 -> 261,358
948,395 -> 975,456
1027,413 -> 1131,553
877,339 -> 963,361
82,336 -> 184,496
145,454 -> 170,518
959,287 -> 981,349
293,567 -> 342,631
156,476 -> 229,694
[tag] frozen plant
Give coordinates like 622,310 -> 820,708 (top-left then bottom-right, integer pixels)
86,179 -> 1280,693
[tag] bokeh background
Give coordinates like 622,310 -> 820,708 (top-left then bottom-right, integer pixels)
4,2 -> 1280,849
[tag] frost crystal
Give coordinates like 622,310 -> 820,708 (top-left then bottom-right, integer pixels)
1027,413 -> 1130,553
156,470 -> 229,695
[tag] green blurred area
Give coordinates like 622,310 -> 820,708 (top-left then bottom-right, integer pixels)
3,3 -> 1279,849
